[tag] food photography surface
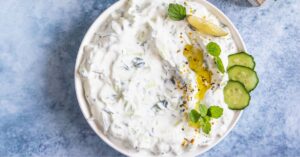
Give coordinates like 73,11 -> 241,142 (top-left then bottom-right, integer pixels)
0,0 -> 299,157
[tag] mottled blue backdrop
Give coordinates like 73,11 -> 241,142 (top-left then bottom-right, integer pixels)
0,0 -> 299,156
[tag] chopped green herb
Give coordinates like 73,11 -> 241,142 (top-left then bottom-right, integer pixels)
215,57 -> 225,73
189,109 -> 201,123
207,106 -> 223,118
168,3 -> 186,21
206,42 -> 221,57
198,104 -> 208,117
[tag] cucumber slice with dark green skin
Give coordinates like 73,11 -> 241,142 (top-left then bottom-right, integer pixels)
228,65 -> 259,92
228,52 -> 256,69
224,81 -> 250,110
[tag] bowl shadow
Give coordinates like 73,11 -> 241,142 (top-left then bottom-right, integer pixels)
232,0 -> 252,7
210,0 -> 253,7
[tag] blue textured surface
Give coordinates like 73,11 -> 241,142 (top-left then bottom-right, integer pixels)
0,0 -> 299,156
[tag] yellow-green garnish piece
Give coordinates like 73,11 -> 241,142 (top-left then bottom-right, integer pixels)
187,15 -> 228,37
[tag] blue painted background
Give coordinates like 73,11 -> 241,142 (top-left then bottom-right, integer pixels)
0,0 -> 299,156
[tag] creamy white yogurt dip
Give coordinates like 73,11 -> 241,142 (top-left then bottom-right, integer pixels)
79,0 -> 238,156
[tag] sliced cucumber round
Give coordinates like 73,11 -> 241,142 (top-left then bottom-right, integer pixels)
228,65 -> 259,92
228,52 -> 256,69
224,81 -> 250,110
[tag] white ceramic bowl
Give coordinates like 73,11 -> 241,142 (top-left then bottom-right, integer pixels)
74,0 -> 246,156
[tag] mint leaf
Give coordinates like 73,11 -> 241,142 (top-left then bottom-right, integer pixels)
203,115 -> 211,122
202,121 -> 211,134
189,109 -> 201,123
198,104 -> 208,117
207,106 -> 223,118
215,57 -> 225,73
168,3 -> 186,21
198,117 -> 205,126
206,42 -> 221,57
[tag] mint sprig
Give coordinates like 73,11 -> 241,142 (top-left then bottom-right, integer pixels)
188,104 -> 223,134
168,3 -> 186,21
206,42 -> 225,73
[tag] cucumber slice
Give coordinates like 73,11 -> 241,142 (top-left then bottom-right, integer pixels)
228,52 -> 256,69
224,81 -> 250,110
228,65 -> 259,92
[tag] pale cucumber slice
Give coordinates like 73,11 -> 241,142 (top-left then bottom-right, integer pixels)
228,52 -> 256,69
228,65 -> 259,92
224,81 -> 250,110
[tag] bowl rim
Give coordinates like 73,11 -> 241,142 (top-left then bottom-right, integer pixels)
74,0 -> 246,156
